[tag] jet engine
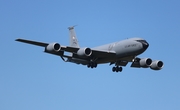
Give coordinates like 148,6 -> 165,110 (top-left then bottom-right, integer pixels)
45,43 -> 61,52
150,60 -> 164,70
139,58 -> 152,68
77,47 -> 92,57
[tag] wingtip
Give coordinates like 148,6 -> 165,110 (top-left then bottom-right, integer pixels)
15,38 -> 24,41
15,39 -> 24,42
15,39 -> 19,41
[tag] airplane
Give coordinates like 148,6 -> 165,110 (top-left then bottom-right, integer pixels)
15,26 -> 164,72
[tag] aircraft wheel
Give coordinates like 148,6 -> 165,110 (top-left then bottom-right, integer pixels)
112,67 -> 116,72
94,63 -> 97,68
112,66 -> 123,72
87,64 -> 90,68
119,67 -> 122,72
115,67 -> 119,72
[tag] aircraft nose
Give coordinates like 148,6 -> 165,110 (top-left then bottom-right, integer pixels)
142,40 -> 149,50
136,40 -> 149,50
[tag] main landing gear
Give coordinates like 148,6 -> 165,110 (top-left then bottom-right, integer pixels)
112,66 -> 123,72
87,62 -> 97,68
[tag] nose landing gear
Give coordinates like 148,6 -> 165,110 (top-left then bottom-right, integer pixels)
112,66 -> 123,72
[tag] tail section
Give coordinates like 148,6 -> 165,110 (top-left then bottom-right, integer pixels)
68,26 -> 80,48
62,26 -> 89,65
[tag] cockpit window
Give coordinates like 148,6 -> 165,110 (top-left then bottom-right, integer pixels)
136,40 -> 148,44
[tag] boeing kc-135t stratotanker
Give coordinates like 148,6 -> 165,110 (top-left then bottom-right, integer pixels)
15,26 -> 164,72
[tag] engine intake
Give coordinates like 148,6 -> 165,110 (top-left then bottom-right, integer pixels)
77,47 -> 92,57
45,43 -> 61,52
150,60 -> 164,70
139,58 -> 152,68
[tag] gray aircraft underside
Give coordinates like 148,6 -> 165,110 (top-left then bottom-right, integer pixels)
15,26 -> 164,72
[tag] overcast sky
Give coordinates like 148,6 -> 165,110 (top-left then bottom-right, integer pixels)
1,0 -> 180,110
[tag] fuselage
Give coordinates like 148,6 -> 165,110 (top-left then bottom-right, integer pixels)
92,38 -> 149,63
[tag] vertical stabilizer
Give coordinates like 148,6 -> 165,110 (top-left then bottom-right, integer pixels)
68,26 -> 80,47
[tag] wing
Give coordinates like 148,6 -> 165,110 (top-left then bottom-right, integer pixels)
15,38 -> 116,58
64,46 -> 116,58
16,39 -> 48,47
16,39 -> 66,56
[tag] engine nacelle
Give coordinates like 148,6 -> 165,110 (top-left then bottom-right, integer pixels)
139,58 -> 152,68
45,43 -> 61,52
150,60 -> 164,70
77,47 -> 92,57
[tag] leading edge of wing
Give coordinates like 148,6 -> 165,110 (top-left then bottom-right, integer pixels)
64,46 -> 116,58
15,39 -> 48,47
15,39 -> 116,58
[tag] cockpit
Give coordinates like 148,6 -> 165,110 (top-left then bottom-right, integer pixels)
136,40 -> 149,50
